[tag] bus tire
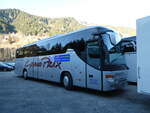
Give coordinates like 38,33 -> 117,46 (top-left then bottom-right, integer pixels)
63,72 -> 73,90
23,70 -> 28,80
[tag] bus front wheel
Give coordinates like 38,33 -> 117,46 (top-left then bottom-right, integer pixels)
23,70 -> 28,80
63,72 -> 73,90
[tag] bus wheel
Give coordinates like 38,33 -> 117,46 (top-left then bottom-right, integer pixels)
23,70 -> 28,80
63,72 -> 72,90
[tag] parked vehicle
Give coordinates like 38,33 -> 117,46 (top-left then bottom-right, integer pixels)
121,36 -> 137,83
0,62 -> 14,71
109,36 -> 137,83
4,62 -> 15,70
15,26 -> 128,91
137,16 -> 150,95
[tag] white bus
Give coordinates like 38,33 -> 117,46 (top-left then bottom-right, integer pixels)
15,26 -> 127,91
116,36 -> 137,83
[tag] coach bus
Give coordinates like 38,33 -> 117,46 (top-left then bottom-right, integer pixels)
120,36 -> 137,83
15,26 -> 127,91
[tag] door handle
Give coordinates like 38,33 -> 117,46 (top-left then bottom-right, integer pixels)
89,74 -> 93,78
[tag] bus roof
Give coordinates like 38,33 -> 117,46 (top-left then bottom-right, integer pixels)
18,26 -> 112,49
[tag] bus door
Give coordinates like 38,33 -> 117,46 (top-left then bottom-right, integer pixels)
86,41 -> 102,90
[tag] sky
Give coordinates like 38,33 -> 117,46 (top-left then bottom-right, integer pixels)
1,0 -> 150,28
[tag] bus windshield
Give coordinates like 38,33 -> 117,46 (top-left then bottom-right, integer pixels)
101,32 -> 128,71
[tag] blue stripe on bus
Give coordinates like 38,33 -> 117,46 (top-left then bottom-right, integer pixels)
54,57 -> 70,59
54,54 -> 70,62
55,60 -> 70,62
54,56 -> 70,58
54,58 -> 70,60
54,54 -> 70,58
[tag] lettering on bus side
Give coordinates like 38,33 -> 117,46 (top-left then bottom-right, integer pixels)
25,57 -> 61,69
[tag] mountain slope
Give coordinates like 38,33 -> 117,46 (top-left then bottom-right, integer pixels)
0,9 -> 85,36
106,25 -> 135,37
0,9 -> 136,37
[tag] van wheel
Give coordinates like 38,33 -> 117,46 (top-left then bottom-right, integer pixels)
23,70 -> 28,80
63,72 -> 73,90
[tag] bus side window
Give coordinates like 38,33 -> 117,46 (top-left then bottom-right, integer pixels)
87,41 -> 101,69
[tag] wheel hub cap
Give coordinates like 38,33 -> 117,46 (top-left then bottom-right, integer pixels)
63,76 -> 69,87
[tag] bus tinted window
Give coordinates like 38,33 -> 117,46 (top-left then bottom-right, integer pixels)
87,41 -> 101,69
